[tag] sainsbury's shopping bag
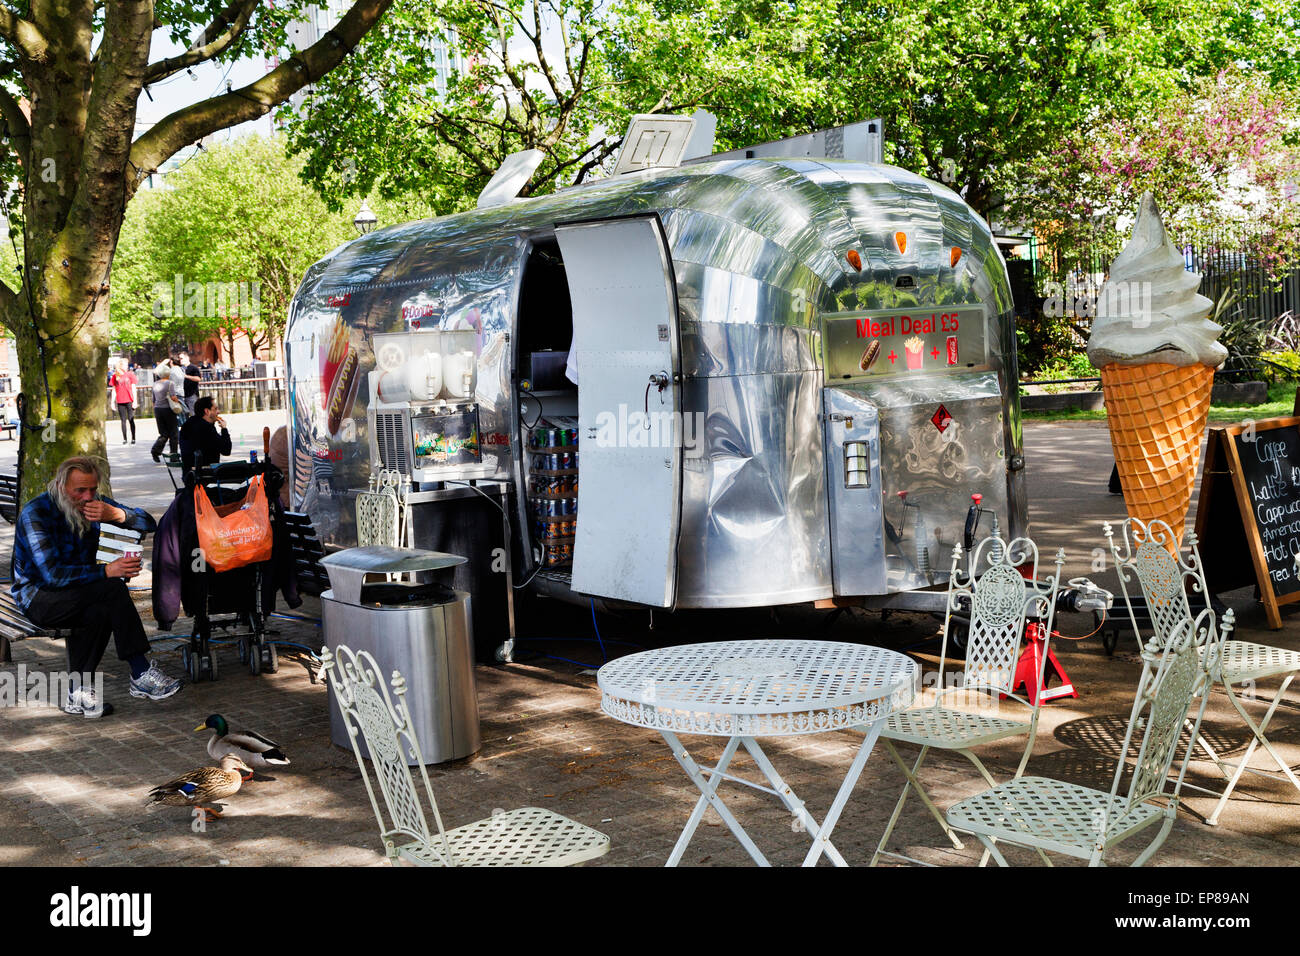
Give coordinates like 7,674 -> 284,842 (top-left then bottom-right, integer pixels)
194,474 -> 273,572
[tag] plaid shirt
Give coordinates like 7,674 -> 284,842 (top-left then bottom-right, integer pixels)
11,492 -> 156,611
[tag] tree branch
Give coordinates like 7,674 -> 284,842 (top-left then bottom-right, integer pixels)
0,85 -> 31,166
145,0 -> 259,83
130,0 -> 395,190
0,6 -> 48,61
62,0 -> 154,275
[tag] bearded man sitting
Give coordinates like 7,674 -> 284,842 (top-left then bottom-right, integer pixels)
11,456 -> 180,717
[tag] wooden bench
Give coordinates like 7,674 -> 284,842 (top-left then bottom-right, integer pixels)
0,472 -> 18,525
0,590 -> 70,663
284,511 -> 329,598
0,519 -> 136,662
0,422 -> 15,440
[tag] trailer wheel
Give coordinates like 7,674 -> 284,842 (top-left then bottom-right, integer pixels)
948,619 -> 970,653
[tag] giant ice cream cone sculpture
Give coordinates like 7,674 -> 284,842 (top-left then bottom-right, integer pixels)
1088,194 -> 1227,543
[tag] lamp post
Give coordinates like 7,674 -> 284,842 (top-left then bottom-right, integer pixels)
353,198 -> 378,236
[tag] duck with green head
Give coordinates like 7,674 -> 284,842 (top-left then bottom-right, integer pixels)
195,714 -> 290,779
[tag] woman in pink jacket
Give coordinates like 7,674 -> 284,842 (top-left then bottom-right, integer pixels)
111,358 -> 138,444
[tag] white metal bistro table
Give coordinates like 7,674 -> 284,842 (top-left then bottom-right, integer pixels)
598,639 -> 917,866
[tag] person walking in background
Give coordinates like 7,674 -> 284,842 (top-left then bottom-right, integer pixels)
110,358 -> 137,445
177,351 -> 201,416
168,356 -> 188,424
150,358 -> 180,463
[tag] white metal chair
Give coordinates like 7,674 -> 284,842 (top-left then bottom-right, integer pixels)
355,470 -> 405,548
356,470 -> 414,582
868,530 -> 1065,866
319,644 -> 610,866
1105,516 -> 1300,825
945,607 -> 1232,866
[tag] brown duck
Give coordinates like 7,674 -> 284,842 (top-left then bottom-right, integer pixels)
146,754 -> 253,822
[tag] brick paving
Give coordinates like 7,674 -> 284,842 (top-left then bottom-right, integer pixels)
0,416 -> 1296,867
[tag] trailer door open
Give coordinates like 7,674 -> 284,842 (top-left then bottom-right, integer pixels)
556,217 -> 682,608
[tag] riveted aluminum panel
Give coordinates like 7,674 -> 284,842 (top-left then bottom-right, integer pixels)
823,387 -> 886,595
673,369 -> 832,608
845,372 -> 1010,593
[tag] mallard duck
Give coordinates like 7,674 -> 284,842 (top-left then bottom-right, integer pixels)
195,714 -> 290,779
146,754 -> 252,821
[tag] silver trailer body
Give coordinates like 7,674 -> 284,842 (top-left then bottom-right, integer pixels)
285,158 -> 1025,612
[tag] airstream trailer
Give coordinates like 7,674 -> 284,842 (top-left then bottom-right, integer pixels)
285,157 -> 1027,654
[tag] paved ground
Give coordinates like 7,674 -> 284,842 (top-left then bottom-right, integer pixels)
0,414 -> 1297,869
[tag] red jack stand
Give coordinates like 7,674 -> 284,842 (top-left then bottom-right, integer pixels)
1012,621 -> 1077,704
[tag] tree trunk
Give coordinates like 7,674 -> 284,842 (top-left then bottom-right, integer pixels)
5,269 -> 115,501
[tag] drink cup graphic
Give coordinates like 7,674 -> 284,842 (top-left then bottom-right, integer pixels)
904,336 -> 925,371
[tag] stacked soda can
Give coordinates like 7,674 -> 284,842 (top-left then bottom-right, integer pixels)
527,422 -> 578,567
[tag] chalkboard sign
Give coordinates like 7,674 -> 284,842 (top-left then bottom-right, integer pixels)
1194,416 -> 1300,629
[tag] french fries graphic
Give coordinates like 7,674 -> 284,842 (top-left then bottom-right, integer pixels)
904,335 -> 925,370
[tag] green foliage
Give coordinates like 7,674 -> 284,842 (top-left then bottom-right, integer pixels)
283,0 -> 627,213
109,136 -> 357,357
1266,310 -> 1300,352
1260,350 -> 1300,383
1212,289 -> 1268,377
0,225 -> 18,300
1016,309 -> 1088,378
281,0 -> 1299,220
1013,68 -> 1300,273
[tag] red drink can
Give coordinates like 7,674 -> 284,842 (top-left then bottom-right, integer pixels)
946,336 -> 959,366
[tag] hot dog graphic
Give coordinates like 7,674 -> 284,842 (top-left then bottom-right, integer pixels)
859,339 -> 881,372
326,348 -> 360,435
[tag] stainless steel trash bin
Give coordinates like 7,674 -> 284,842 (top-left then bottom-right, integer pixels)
321,546 -> 481,764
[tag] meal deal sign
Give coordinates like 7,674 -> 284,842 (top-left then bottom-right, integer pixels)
822,305 -> 988,380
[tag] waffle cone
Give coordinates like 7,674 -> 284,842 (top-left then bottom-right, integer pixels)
1101,362 -> 1214,543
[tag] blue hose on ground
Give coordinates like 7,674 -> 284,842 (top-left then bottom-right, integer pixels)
514,651 -> 604,669
271,612 -> 321,627
511,637 -> 644,650
590,599 -> 608,662
265,640 -> 322,659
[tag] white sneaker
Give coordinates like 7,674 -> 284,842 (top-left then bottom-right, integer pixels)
63,686 -> 113,718
129,662 -> 182,701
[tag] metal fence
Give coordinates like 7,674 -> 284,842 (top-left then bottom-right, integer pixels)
106,376 -> 286,418
1027,230 -> 1300,326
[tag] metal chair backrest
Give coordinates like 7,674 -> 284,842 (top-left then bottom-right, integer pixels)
319,644 -> 452,865
1104,517 -> 1212,653
356,477 -> 400,548
1111,607 -> 1232,815
939,531 -> 1065,704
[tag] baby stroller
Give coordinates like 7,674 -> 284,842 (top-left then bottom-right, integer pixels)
154,457 -> 293,682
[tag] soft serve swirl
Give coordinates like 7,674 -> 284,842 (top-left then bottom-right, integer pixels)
1086,193 -> 1227,368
